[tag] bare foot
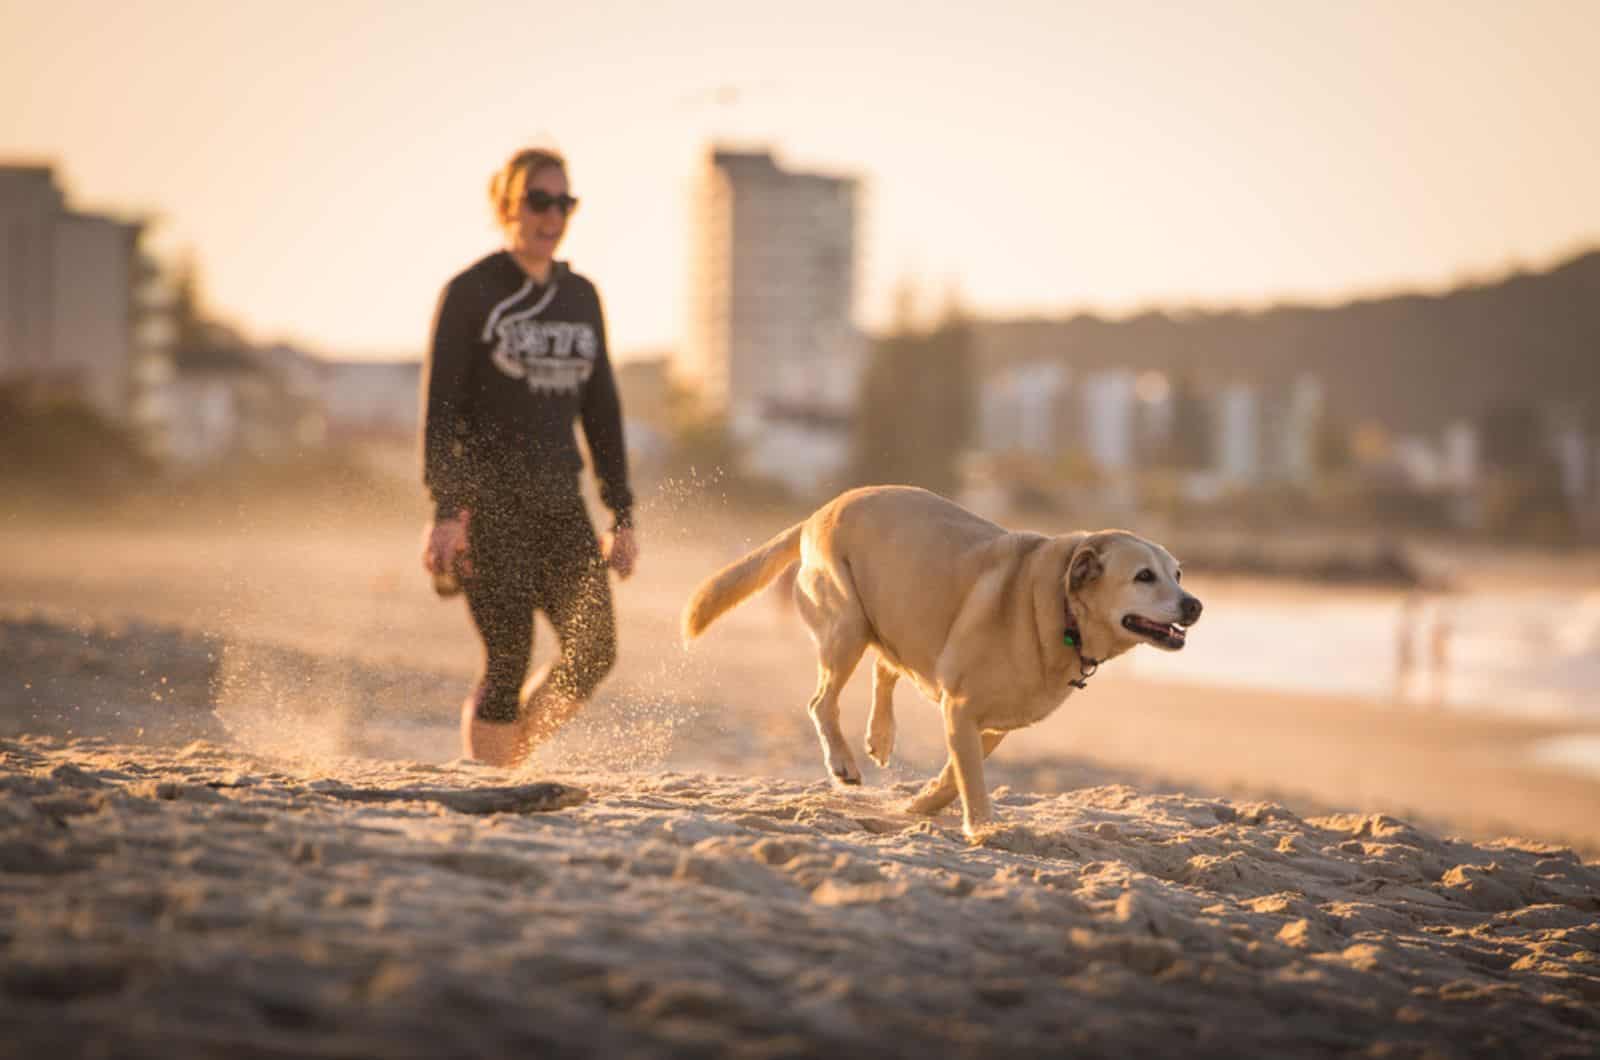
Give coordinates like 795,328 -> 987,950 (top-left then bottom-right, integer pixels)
460,700 -> 530,768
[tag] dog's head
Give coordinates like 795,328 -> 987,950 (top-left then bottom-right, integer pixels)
1065,530 -> 1202,655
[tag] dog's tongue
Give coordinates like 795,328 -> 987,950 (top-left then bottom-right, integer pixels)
1127,614 -> 1186,645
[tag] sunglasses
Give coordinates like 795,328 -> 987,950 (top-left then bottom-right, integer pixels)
524,189 -> 579,216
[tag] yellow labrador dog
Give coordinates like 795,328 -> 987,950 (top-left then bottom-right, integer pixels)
683,486 -> 1201,839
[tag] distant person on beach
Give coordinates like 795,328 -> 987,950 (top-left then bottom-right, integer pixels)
1394,594 -> 1420,701
1428,600 -> 1452,707
419,146 -> 638,767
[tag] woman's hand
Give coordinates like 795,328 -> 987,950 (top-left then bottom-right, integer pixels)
603,525 -> 638,580
422,511 -> 473,581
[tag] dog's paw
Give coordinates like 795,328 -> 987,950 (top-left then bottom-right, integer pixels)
962,817 -> 1001,845
865,725 -> 894,768
821,742 -> 863,785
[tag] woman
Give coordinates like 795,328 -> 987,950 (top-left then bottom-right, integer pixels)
420,146 -> 639,767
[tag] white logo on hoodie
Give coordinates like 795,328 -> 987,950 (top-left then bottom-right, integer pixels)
490,318 -> 598,394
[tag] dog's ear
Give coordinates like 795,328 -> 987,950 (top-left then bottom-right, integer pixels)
1069,544 -> 1103,592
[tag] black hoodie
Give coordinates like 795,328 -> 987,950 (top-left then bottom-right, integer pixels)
421,251 -> 632,528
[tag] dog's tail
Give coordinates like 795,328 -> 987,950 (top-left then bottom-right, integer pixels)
682,522 -> 804,644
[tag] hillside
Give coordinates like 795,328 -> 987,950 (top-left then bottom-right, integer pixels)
974,249 -> 1600,434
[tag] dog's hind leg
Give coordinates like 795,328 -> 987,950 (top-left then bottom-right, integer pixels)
806,638 -> 868,784
905,729 -> 1006,816
865,656 -> 898,767
796,566 -> 869,785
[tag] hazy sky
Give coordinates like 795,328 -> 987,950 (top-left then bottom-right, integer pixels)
4,0 -> 1598,359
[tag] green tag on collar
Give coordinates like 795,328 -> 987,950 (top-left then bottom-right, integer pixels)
1063,631 -> 1078,647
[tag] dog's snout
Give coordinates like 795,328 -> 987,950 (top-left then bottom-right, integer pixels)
1180,595 -> 1203,624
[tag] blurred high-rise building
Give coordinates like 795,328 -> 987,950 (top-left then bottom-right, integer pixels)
1440,421 -> 1479,491
979,361 -> 1070,456
680,148 -> 863,444
1215,382 -> 1261,483
1265,374 -> 1323,485
1081,370 -> 1138,474
0,164 -> 153,424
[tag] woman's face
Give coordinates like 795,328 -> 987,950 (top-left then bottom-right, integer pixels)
507,164 -> 576,264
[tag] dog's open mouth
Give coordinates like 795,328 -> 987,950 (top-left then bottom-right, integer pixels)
1122,614 -> 1187,650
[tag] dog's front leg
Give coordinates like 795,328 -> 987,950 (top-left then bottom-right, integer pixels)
943,696 -> 996,840
905,729 -> 1006,817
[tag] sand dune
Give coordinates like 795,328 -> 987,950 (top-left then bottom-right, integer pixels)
3,733 -> 1597,1058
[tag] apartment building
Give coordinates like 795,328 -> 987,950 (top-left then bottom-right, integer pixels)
0,164 -> 147,422
681,148 -> 863,436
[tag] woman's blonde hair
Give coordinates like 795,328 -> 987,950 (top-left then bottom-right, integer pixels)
488,147 -> 567,226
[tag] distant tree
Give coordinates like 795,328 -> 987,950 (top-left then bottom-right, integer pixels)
1314,414 -> 1354,475
1165,372 -> 1212,471
0,385 -> 156,494
851,328 -> 917,485
1478,402 -> 1544,473
169,255 -> 208,356
168,252 -> 254,369
925,287 -> 978,486
1475,400 -> 1573,540
663,379 -> 736,477
848,281 -> 975,495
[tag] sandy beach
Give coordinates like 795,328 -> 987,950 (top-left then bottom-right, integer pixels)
5,497 -> 1600,1056
4,734 -> 1598,1058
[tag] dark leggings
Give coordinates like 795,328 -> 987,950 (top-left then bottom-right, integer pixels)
462,484 -> 616,723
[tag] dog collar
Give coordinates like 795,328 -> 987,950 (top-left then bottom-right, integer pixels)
1063,599 -> 1101,690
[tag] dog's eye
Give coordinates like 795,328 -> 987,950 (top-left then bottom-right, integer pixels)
1174,570 -> 1182,583
1134,569 -> 1156,583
